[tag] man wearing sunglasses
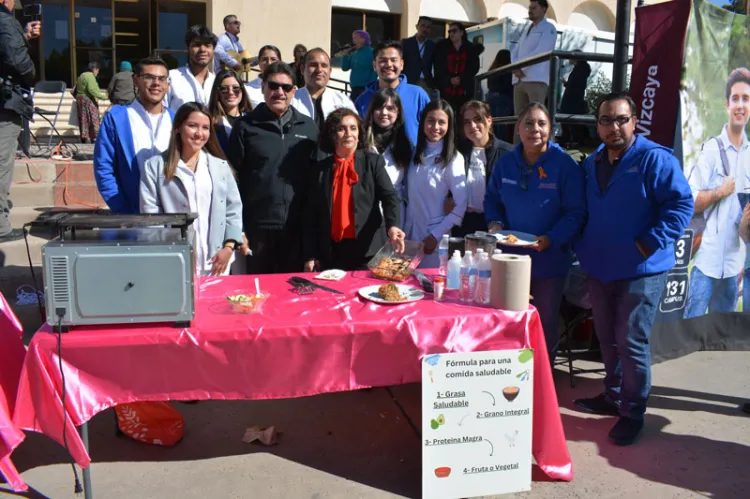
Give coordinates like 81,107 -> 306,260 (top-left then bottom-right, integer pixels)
215,15 -> 244,73
95,57 -> 174,214
165,25 -> 217,113
227,62 -> 318,274
291,48 -> 356,132
573,93 -> 693,446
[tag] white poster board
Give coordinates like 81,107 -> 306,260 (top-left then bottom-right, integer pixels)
422,349 -> 534,499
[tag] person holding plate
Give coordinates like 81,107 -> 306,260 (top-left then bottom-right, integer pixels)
484,102 -> 586,365
304,108 -> 405,271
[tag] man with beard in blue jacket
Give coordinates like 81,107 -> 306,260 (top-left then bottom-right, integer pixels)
573,93 -> 693,446
355,40 -> 430,144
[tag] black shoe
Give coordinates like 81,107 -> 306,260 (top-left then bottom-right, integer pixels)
574,393 -> 620,416
0,229 -> 23,243
609,416 -> 644,446
741,402 -> 750,414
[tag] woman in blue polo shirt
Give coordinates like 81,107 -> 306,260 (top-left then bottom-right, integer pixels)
484,102 -> 586,365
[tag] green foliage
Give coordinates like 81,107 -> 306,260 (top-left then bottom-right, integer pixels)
681,0 -> 750,166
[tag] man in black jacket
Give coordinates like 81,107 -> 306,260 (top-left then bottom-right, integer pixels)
401,16 -> 436,95
227,62 -> 318,274
0,0 -> 39,242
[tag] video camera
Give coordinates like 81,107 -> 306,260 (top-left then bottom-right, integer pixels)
23,4 -> 42,21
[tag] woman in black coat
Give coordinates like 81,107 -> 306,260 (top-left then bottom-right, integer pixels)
433,22 -> 483,115
303,108 -> 406,271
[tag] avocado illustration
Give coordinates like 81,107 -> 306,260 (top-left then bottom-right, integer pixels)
430,419 -> 439,430
518,349 -> 534,363
437,414 -> 446,425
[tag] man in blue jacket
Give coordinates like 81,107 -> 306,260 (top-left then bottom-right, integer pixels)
94,57 -> 174,213
574,93 -> 693,445
355,40 -> 430,144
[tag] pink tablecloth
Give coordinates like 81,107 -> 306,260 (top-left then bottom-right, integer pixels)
0,292 -> 28,492
14,272 -> 572,481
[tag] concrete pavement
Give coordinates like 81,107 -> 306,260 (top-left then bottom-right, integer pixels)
3,351 -> 750,498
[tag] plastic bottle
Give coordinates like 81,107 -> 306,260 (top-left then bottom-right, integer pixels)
438,234 -> 450,277
447,250 -> 462,290
460,250 -> 475,302
475,252 -> 492,305
493,249 -> 502,256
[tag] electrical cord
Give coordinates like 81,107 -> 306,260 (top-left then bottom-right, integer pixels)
22,223 -> 45,324
57,311 -> 83,494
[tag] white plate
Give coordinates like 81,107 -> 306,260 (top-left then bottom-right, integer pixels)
315,269 -> 346,281
358,284 -> 425,305
493,230 -> 537,247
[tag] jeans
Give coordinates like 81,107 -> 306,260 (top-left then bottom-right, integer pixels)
0,111 -> 23,236
683,266 -> 739,319
588,272 -> 668,420
745,270 -> 750,313
530,275 -> 567,366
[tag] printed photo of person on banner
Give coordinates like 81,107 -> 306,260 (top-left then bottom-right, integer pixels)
684,68 -> 750,318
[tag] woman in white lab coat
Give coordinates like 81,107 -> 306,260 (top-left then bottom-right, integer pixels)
140,102 -> 244,277
363,87 -> 414,226
405,99 -> 467,268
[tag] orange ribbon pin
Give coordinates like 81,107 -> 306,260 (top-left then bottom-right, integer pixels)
538,166 -> 548,180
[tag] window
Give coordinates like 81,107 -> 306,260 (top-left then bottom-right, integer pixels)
330,8 -> 400,67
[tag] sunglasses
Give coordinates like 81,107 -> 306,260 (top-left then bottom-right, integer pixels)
230,20 -> 241,25
219,85 -> 242,95
266,81 -> 294,93
519,165 -> 532,191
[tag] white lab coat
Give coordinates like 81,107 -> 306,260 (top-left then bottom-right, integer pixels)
370,144 -> 407,227
165,66 -> 216,113
405,140 -> 467,268
246,78 -> 264,109
291,87 -> 357,122
511,18 -> 557,86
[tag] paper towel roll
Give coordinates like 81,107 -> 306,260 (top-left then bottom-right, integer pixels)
490,254 -> 532,311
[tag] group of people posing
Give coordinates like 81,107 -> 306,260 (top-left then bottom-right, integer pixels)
91,15 -> 698,447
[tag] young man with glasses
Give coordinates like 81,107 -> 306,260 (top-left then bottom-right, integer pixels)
573,92 -> 693,446
215,15 -> 244,73
290,48 -> 356,131
227,62 -> 318,274
95,57 -> 174,214
165,25 -> 217,112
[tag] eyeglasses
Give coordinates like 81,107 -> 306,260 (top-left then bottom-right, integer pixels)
219,85 -> 242,95
598,115 -> 634,127
266,81 -> 295,93
448,29 -> 460,34
230,20 -> 241,25
140,73 -> 169,85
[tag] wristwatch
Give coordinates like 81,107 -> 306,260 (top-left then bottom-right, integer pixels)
223,239 -> 237,251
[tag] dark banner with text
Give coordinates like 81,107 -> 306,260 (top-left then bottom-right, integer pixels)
628,0 -> 691,148
651,0 -> 750,363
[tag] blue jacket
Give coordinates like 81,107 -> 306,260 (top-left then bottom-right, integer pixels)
341,45 -> 377,88
94,104 -> 175,214
355,74 -> 430,145
484,142 -> 586,279
575,135 -> 694,282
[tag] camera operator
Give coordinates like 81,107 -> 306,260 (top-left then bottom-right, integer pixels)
0,0 -> 39,242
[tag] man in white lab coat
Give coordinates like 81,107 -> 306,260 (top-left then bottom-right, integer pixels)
165,25 -> 217,113
511,0 -> 557,115
291,48 -> 356,132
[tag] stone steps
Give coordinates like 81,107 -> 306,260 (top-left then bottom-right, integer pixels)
31,93 -> 110,139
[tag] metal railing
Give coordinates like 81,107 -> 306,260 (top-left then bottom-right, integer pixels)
248,67 -> 352,96
474,50 -> 620,127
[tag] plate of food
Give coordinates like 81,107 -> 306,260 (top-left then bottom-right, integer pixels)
315,269 -> 346,281
493,230 -> 537,247
358,283 -> 425,305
